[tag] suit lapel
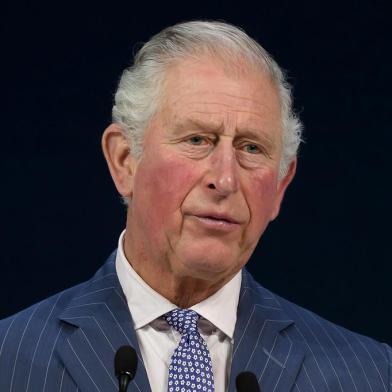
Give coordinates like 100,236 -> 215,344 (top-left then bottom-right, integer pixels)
56,254 -> 151,392
228,270 -> 305,392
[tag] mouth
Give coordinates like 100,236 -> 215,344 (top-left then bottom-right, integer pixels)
196,215 -> 238,224
188,213 -> 241,231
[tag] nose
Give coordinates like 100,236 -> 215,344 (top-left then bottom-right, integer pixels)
207,143 -> 239,196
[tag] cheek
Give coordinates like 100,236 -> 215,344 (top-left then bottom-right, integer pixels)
246,169 -> 279,226
133,155 -> 197,231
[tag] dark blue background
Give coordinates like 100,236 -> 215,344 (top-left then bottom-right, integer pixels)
2,1 -> 391,345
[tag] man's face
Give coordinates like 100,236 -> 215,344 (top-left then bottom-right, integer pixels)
127,57 -> 294,283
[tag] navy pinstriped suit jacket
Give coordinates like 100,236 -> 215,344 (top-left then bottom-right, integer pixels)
1,251 -> 391,391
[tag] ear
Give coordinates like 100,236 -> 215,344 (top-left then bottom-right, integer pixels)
270,158 -> 297,221
101,124 -> 138,199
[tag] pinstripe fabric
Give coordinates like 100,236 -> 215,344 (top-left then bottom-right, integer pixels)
1,251 -> 391,391
227,271 -> 391,392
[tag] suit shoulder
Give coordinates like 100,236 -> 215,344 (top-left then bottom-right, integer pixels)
245,272 -> 391,362
0,281 -> 84,344
277,291 -> 392,387
0,282 -> 86,389
282,292 -> 385,342
0,251 -> 117,338
244,273 -> 392,389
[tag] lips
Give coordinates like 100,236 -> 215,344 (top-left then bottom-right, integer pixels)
194,213 -> 239,224
184,209 -> 243,232
186,214 -> 239,234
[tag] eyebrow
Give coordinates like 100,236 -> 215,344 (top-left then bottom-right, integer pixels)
171,118 -> 223,134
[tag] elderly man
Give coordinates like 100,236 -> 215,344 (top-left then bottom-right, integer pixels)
0,21 -> 390,392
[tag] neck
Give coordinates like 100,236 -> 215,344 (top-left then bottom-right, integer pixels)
167,276 -> 229,308
122,233 -> 232,308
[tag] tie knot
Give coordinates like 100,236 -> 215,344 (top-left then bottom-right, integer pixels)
164,308 -> 200,335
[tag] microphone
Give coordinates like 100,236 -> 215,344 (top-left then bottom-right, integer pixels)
236,371 -> 260,392
114,345 -> 138,392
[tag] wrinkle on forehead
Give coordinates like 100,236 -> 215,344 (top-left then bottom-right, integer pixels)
174,101 -> 276,119
168,94 -> 281,128
169,91 -> 279,113
164,80 -> 281,127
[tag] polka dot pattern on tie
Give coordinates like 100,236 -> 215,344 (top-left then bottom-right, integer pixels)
164,308 -> 215,392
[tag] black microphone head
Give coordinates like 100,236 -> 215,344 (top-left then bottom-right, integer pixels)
115,345 -> 138,380
236,371 -> 260,392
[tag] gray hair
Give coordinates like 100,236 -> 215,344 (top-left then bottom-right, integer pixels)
112,20 -> 303,179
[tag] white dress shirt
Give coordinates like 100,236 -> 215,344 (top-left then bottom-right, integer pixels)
115,230 -> 242,392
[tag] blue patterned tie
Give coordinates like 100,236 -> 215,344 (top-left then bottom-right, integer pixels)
164,308 -> 215,392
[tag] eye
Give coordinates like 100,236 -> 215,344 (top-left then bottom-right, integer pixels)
186,135 -> 210,146
243,143 -> 261,154
189,136 -> 204,145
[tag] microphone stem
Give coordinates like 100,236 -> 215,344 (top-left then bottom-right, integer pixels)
119,373 -> 131,392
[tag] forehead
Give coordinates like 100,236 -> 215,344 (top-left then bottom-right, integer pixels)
154,56 -> 282,139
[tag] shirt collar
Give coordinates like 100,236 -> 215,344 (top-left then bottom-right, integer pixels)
116,230 -> 176,329
116,230 -> 242,339
191,271 -> 241,340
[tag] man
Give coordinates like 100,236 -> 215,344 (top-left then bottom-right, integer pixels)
0,20 -> 390,392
